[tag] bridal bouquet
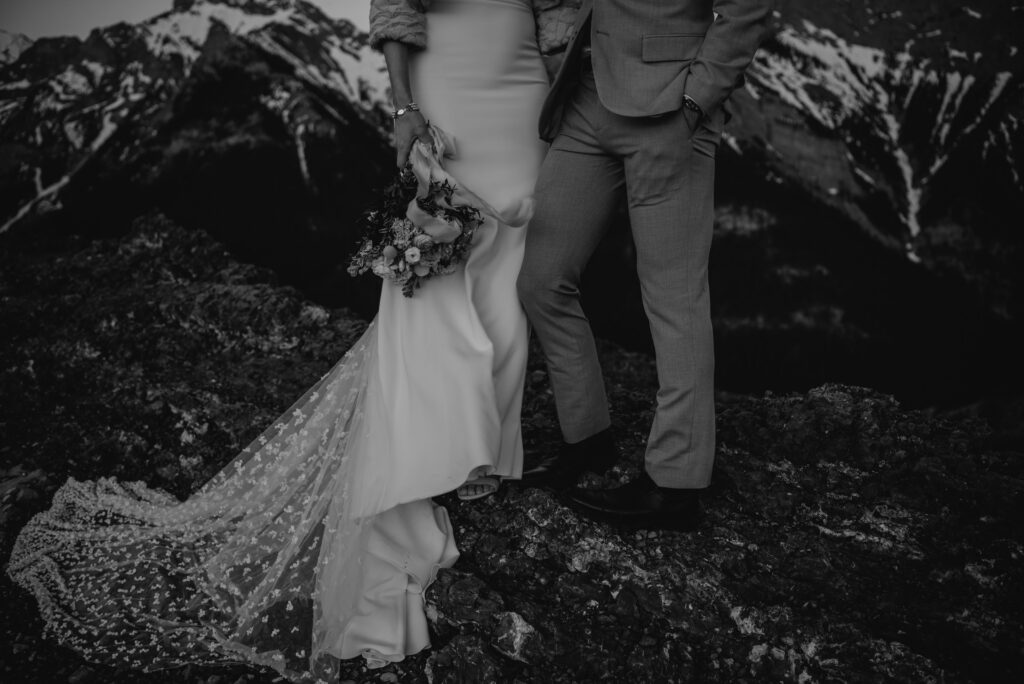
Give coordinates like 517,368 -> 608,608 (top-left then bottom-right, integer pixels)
348,125 -> 532,297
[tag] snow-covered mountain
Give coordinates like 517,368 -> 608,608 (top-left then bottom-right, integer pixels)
0,29 -> 33,65
0,0 -> 389,233
0,0 -> 1020,401
750,19 -> 1016,245
718,1 -> 1023,320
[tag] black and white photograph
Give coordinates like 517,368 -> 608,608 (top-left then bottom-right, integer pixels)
0,0 -> 1021,682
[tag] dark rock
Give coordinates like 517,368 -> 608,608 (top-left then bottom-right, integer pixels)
2,213 -> 1023,683
424,636 -> 504,684
490,612 -> 540,664
428,570 -> 505,630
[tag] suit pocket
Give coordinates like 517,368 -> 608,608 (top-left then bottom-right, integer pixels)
641,33 -> 704,63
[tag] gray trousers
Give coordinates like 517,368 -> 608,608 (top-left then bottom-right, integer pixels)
518,65 -> 719,489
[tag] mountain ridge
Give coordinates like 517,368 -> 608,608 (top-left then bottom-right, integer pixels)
0,0 -> 1020,402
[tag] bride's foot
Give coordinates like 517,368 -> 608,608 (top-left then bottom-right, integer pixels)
457,476 -> 499,501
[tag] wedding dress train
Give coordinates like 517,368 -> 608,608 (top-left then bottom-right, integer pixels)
6,1 -> 548,681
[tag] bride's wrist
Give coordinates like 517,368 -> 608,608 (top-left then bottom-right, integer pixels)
392,101 -> 421,121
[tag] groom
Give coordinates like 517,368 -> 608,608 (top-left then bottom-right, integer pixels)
518,0 -> 772,530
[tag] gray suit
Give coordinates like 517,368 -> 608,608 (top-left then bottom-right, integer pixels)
520,0 -> 772,488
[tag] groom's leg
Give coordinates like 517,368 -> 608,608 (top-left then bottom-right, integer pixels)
517,140 -> 624,443
621,113 -> 718,489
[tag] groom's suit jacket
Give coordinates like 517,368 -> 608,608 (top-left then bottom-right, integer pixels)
539,0 -> 773,141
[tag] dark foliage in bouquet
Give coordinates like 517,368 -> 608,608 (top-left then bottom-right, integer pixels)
348,169 -> 484,298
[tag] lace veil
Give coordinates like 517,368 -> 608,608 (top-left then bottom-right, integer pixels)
7,322 -> 451,682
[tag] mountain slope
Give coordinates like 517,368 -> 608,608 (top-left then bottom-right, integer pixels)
732,0 -> 1023,317
0,0 -> 1021,402
0,0 -> 389,234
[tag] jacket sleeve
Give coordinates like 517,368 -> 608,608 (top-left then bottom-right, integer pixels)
684,0 -> 773,116
368,0 -> 429,51
534,0 -> 584,82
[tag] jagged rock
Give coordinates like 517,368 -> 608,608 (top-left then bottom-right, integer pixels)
490,612 -> 539,663
428,570 -> 506,630
424,635 -> 504,684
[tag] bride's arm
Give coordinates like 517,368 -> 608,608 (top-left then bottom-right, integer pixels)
381,42 -> 430,168
369,0 -> 431,168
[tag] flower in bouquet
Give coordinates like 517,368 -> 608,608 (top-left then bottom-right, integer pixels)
348,125 -> 533,297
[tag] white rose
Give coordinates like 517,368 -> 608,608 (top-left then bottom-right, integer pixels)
371,257 -> 391,277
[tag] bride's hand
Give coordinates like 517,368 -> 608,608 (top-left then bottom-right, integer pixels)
394,110 -> 431,168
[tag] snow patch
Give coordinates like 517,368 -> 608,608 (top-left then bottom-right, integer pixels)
750,20 -> 929,235
92,96 -> 128,151
63,120 -> 87,149
0,29 -> 33,65
748,18 -> 1018,247
81,60 -> 108,86
49,66 -> 92,100
750,21 -> 889,129
0,100 -> 21,126
142,1 -> 294,67
0,173 -> 71,235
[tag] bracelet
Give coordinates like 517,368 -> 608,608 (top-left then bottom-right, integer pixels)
392,102 -> 421,120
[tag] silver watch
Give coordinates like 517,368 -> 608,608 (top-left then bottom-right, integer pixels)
392,102 -> 421,120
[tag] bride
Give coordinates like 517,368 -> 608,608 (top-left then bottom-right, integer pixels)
6,0 -> 550,681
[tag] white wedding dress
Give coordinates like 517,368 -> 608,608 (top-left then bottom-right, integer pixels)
6,1 -> 549,681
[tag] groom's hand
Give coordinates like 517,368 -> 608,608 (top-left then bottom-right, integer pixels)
682,106 -> 702,137
682,95 -> 704,138
394,110 -> 431,168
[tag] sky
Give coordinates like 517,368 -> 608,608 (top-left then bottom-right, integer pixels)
0,0 -> 369,39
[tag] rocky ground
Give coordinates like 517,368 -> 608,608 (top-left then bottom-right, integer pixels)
1,214 -> 1021,683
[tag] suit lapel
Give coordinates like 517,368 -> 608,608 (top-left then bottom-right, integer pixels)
550,0 -> 593,92
572,0 -> 594,39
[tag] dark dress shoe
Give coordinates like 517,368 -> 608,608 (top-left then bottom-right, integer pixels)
567,471 -> 704,532
519,429 -> 618,490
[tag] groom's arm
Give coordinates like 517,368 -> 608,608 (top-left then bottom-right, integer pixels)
684,0 -> 774,117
